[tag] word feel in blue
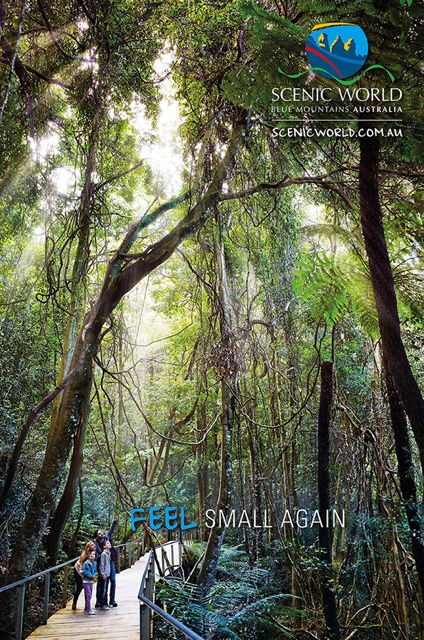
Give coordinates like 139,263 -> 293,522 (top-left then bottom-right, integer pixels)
130,506 -> 198,532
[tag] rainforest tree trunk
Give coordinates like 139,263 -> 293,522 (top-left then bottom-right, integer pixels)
5,320 -> 98,583
384,363 -> 424,598
44,117 -> 103,563
44,415 -> 90,563
358,120 -> 424,474
197,222 -> 236,596
197,377 -> 235,595
197,396 -> 209,542
317,361 -> 341,640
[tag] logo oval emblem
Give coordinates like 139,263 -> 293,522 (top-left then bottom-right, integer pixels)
305,23 -> 368,80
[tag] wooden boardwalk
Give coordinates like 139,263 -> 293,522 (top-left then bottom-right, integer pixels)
27,557 -> 145,640
27,542 -> 181,640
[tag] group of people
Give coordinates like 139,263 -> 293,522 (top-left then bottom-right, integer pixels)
72,515 -> 119,616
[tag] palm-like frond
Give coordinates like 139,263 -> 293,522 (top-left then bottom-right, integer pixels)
294,246 -> 379,335
301,223 -> 363,250
297,220 -> 423,337
155,546 -> 303,639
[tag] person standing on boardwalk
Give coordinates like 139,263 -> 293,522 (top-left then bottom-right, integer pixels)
99,539 -> 113,610
81,550 -> 97,616
73,541 -> 96,610
94,515 -> 119,608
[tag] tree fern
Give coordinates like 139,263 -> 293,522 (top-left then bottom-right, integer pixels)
294,220 -> 421,339
155,545 -> 303,639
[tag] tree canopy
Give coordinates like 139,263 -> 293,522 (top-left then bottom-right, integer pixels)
0,0 -> 423,638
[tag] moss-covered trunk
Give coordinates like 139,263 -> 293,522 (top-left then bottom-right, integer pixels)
5,318 -> 99,583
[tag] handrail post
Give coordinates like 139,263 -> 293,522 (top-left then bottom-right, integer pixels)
62,565 -> 69,608
42,573 -> 51,624
140,558 -> 151,640
117,547 -> 121,573
171,543 -> 174,569
148,561 -> 154,639
138,542 -> 205,640
16,583 -> 26,640
140,600 -> 149,639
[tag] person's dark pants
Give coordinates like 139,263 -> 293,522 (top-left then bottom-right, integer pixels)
73,568 -> 83,606
108,561 -> 116,604
99,576 -> 110,606
95,559 -> 102,605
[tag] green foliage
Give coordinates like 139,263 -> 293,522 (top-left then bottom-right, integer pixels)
0,1 -> 423,637
156,545 -> 303,639
293,250 -> 380,337
294,216 -> 423,339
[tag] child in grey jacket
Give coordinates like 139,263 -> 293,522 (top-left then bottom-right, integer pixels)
99,539 -> 112,610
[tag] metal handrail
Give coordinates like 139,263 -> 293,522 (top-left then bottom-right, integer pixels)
139,595 -> 204,640
137,540 -> 205,640
0,538 -> 142,640
0,556 -> 80,593
137,539 -> 175,599
0,541 -> 137,593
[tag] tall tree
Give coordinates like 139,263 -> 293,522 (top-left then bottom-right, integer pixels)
197,214 -> 238,596
358,121 -> 424,474
317,361 -> 341,640
384,361 -> 424,597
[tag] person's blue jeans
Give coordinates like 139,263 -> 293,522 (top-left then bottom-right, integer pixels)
95,559 -> 102,605
100,576 -> 109,606
108,561 -> 116,604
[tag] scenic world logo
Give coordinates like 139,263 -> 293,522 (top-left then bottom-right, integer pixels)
278,22 -> 394,86
305,23 -> 368,80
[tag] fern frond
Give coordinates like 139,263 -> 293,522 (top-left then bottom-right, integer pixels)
301,223 -> 363,249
